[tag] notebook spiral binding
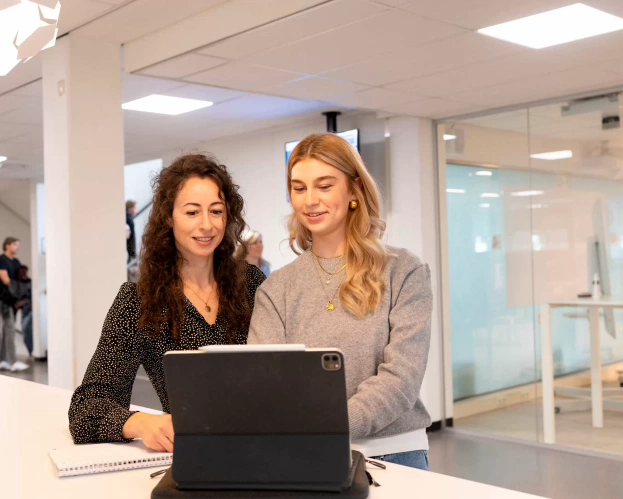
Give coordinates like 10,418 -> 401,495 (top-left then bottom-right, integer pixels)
58,455 -> 172,477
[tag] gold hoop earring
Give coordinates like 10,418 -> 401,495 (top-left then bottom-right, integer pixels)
349,200 -> 358,210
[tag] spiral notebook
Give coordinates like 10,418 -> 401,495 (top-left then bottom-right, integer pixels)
49,440 -> 172,477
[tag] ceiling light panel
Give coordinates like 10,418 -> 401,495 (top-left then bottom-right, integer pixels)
478,4 -> 623,49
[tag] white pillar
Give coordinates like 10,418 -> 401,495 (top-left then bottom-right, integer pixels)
42,35 -> 126,389
29,182 -> 47,358
385,116 -> 444,425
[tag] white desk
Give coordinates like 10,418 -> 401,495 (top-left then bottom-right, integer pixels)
1,376 -> 547,499
541,298 -> 623,444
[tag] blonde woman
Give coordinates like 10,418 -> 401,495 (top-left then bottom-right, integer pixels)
248,133 -> 433,470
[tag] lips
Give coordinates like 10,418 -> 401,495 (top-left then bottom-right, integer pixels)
193,236 -> 215,246
304,211 -> 327,223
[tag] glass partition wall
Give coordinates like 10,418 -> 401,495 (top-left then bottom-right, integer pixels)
438,97 -> 623,457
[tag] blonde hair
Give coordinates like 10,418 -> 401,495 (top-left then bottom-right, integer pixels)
287,133 -> 388,318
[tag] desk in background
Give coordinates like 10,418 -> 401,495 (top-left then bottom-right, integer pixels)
541,298 -> 623,444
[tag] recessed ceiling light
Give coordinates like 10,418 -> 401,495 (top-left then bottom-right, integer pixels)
530,150 -> 573,160
0,156 -> 7,163
479,203 -> 491,208
511,190 -> 545,197
446,188 -> 466,194
481,193 -> 499,198
475,170 -> 492,176
122,95 -> 213,115
443,134 -> 457,141
478,3 -> 623,49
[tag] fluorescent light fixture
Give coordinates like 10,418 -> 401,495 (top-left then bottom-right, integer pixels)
122,95 -> 213,115
0,156 -> 7,163
478,4 -> 623,49
443,134 -> 456,141
479,203 -> 491,208
446,188 -> 466,194
511,190 -> 544,197
475,170 -> 492,176
481,193 -> 499,198
530,150 -> 573,160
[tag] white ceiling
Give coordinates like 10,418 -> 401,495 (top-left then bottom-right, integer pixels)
3,0 -> 623,179
137,0 -> 623,118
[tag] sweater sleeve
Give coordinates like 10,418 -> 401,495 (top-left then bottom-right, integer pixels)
247,274 -> 287,345
68,283 -> 143,444
347,261 -> 433,440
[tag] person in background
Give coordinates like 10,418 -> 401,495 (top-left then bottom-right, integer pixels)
248,133 -> 433,471
69,154 -> 265,452
14,265 -> 33,358
126,200 -> 138,262
238,230 -> 271,277
0,237 -> 29,372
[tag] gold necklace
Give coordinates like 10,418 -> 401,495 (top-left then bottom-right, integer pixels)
311,250 -> 346,285
183,281 -> 215,313
312,254 -> 345,312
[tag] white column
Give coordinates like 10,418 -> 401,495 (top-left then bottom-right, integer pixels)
436,125 -> 454,422
29,182 -> 47,358
42,35 -> 126,390
385,116 -> 444,425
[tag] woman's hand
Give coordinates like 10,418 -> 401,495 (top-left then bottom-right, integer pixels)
122,413 -> 174,452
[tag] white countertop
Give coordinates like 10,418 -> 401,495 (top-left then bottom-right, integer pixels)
0,376 -> 548,498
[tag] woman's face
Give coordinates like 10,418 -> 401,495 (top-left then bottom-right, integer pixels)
290,158 -> 353,239
248,236 -> 263,260
171,177 -> 226,262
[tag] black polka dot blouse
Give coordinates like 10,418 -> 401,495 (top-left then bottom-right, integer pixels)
68,263 -> 266,444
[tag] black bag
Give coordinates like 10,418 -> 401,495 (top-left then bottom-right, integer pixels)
0,280 -> 19,307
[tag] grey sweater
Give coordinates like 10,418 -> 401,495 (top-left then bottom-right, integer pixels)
247,247 -> 433,440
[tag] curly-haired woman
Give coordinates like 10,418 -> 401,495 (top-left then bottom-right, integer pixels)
68,154 -> 265,452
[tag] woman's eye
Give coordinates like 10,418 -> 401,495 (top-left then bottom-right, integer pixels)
293,187 -> 305,193
187,211 -> 198,216
211,210 -> 224,216
318,185 -> 332,191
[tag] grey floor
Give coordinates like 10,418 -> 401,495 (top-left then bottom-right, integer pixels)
456,393 -> 623,457
429,430 -> 623,499
3,359 -> 623,499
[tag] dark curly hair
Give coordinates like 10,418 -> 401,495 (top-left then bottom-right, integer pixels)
137,154 -> 249,343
